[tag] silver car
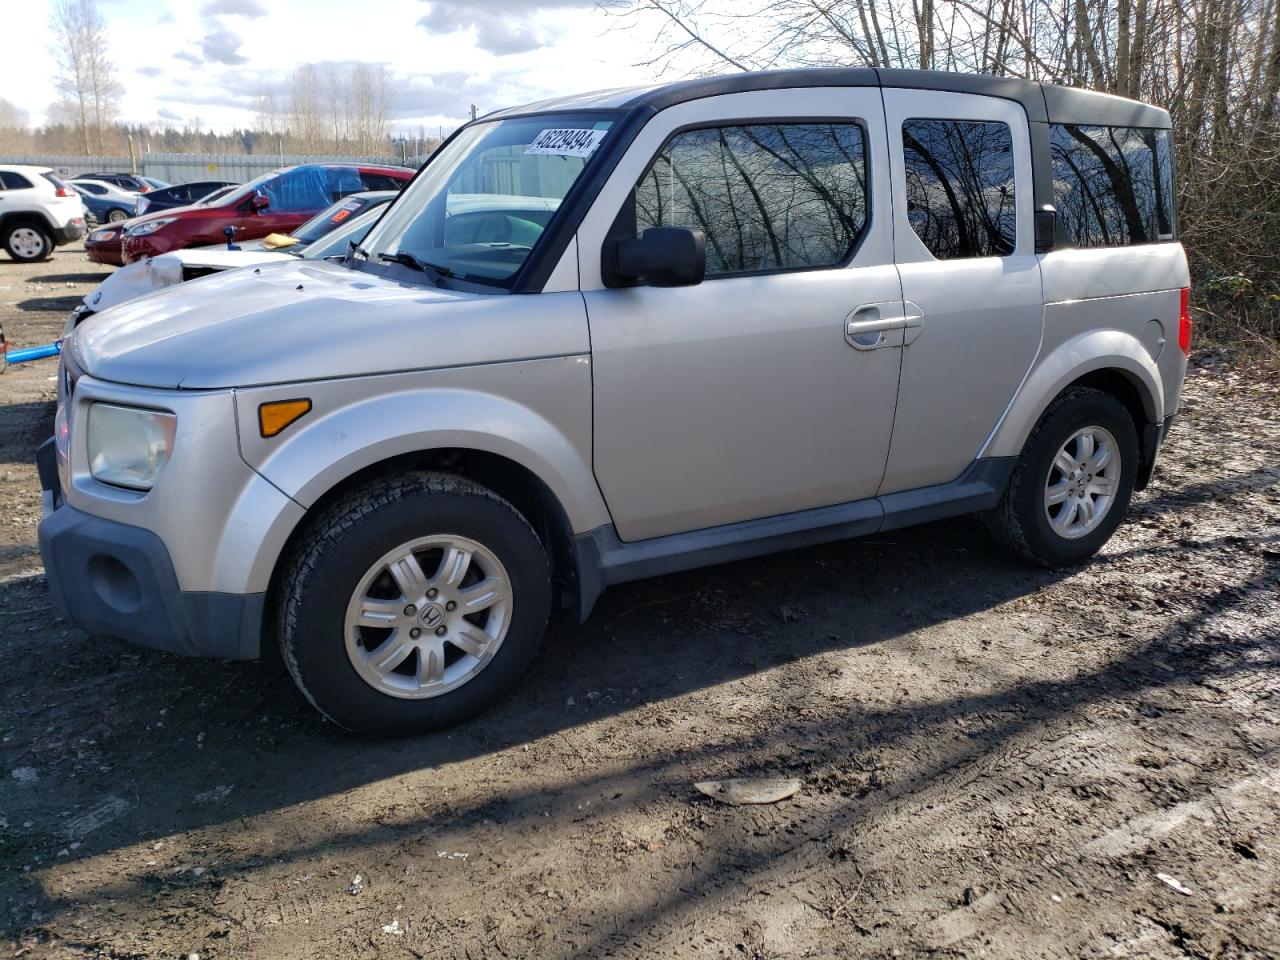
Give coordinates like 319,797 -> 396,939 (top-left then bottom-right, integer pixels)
38,69 -> 1190,735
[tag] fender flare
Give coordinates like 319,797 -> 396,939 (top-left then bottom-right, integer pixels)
983,328 -> 1163,460
0,210 -> 56,237
234,386 -> 610,578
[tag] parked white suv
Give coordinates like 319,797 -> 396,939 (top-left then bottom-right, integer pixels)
39,69 -> 1190,736
0,165 -> 87,262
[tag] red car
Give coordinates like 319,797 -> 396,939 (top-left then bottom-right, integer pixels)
85,163 -> 412,266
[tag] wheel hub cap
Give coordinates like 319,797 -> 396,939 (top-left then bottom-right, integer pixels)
343,534 -> 513,700
11,228 -> 43,258
1044,425 -> 1121,540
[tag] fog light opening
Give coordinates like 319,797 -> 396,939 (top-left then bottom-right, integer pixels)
88,554 -> 142,614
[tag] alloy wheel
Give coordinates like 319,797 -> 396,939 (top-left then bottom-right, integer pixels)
343,534 -> 513,699
1044,425 -> 1121,539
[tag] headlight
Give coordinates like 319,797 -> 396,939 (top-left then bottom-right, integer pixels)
87,403 -> 177,490
126,218 -> 176,237
89,228 -> 117,242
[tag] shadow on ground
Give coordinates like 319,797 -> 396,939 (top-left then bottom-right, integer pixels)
25,273 -> 109,286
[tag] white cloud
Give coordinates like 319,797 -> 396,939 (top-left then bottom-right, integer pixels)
200,0 -> 267,16
417,0 -> 597,56
200,25 -> 249,65
11,0 -> 656,131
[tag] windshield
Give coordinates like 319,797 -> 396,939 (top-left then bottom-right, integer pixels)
217,170 -> 281,207
291,193 -> 390,245
300,204 -> 389,259
357,113 -> 615,287
196,185 -> 236,205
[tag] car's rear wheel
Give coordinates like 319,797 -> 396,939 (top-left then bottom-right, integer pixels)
985,387 -> 1139,567
277,471 -> 551,736
4,223 -> 52,262
106,208 -> 129,223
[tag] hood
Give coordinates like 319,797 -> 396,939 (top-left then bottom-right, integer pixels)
79,249 -> 297,313
166,246 -> 294,270
72,259 -> 494,389
116,198 -> 217,231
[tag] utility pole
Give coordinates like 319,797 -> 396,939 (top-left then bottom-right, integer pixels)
470,104 -> 477,122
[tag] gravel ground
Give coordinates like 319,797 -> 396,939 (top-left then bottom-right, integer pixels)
1,244 -> 1278,959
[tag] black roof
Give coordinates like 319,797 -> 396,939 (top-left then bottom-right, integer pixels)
496,67 -> 1172,129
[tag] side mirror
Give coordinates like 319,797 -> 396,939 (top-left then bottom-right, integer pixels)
611,227 -> 706,287
1034,205 -> 1057,254
250,194 -> 270,213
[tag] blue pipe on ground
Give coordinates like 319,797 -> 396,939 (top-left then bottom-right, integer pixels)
5,341 -> 62,364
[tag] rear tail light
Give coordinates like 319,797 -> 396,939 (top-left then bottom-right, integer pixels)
55,186 -> 75,198
1178,287 -> 1192,355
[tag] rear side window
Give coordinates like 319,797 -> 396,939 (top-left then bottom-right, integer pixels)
0,171 -> 34,190
1050,124 -> 1175,247
77,182 -> 107,195
634,122 -> 869,277
902,119 -> 1016,259
361,172 -> 404,191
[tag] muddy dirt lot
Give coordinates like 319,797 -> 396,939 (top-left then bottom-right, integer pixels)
1,245 -> 1278,960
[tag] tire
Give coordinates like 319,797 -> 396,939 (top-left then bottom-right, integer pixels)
277,471 -> 552,736
984,387 -> 1139,567
4,222 -> 53,262
106,208 -> 129,223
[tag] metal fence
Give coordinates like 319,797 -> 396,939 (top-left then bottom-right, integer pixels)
0,152 -> 421,184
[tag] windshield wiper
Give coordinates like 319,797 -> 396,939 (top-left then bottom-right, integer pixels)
347,239 -> 369,261
377,250 -> 455,286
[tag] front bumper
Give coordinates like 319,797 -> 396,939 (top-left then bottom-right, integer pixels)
123,235 -> 170,264
85,237 -> 124,266
36,438 -> 264,659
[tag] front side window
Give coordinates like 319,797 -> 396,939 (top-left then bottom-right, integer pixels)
358,113 -> 615,288
902,119 -> 1016,259
635,122 -> 868,277
1050,124 -> 1175,247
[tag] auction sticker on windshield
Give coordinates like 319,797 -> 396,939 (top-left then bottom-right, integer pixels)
525,128 -> 607,157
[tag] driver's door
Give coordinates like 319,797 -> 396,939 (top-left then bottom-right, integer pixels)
579,88 -> 906,542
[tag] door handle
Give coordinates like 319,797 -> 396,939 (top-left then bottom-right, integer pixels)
902,301 -> 926,346
845,304 -> 906,350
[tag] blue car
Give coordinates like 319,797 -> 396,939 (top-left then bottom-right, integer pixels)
69,180 -> 136,225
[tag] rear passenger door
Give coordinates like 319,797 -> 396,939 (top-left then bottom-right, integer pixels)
879,91 -> 1044,494
581,89 -> 906,541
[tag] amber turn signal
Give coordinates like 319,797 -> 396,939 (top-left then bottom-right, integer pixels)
258,398 -> 312,438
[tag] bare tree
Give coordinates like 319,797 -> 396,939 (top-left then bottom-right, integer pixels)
48,0 -> 121,155
273,62 -> 393,154
289,63 -> 325,152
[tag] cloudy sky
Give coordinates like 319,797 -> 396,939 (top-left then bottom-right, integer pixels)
11,0 -> 661,133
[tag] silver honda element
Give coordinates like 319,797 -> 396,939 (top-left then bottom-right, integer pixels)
38,69 -> 1190,735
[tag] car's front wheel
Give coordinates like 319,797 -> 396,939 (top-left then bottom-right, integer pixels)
277,472 -> 551,736
985,387 -> 1139,567
3,222 -> 53,262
